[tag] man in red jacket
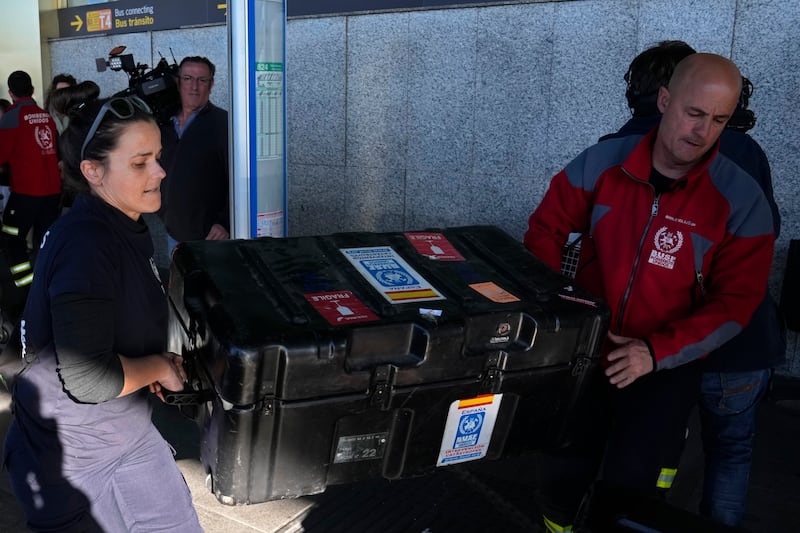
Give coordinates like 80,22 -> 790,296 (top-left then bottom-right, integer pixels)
0,70 -> 61,277
525,54 -> 774,532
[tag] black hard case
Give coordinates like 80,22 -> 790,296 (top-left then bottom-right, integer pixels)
167,225 -> 610,504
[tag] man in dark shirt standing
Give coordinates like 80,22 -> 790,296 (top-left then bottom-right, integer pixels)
159,56 -> 229,252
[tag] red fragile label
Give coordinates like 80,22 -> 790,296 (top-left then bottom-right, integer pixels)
404,232 -> 465,261
305,290 -> 379,325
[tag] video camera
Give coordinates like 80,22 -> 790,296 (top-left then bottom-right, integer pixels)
95,45 -> 181,125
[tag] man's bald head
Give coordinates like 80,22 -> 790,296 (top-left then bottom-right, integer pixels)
653,53 -> 743,178
668,53 -> 742,100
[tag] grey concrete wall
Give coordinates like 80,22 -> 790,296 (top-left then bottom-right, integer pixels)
284,0 -> 800,375
48,0 -> 800,373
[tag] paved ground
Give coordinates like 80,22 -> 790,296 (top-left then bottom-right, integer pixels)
0,383 -> 799,532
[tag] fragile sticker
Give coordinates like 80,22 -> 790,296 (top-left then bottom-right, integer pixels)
340,246 -> 445,304
437,394 -> 503,466
404,232 -> 465,261
305,290 -> 379,325
469,282 -> 520,303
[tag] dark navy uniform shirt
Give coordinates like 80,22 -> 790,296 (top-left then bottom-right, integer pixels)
10,193 -> 167,474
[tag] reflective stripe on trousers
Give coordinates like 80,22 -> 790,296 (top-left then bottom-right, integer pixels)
543,515 -> 574,532
10,261 -> 33,287
656,467 -> 678,489
2,224 -> 19,237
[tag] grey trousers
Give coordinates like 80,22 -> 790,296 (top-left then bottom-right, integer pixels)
6,421 -> 202,532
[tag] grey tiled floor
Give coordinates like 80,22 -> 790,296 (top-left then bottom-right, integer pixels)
1,388 -> 799,532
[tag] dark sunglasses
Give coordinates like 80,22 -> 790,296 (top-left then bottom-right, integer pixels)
80,96 -> 152,160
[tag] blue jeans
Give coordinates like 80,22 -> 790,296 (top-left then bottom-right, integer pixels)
167,234 -> 180,261
699,368 -> 770,527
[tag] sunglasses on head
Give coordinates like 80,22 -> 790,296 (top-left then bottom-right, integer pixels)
80,96 -> 152,160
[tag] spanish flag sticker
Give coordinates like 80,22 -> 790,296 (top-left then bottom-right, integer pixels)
457,395 -> 496,409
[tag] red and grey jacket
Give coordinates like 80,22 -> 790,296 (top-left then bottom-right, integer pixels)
524,129 -> 774,371
0,97 -> 61,197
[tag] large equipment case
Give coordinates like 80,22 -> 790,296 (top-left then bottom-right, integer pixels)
167,225 -> 610,504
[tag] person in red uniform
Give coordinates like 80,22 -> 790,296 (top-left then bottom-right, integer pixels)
600,41 -> 785,528
524,53 -> 774,532
0,71 -> 62,273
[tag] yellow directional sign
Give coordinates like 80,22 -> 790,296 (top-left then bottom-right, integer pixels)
57,1 -> 227,38
70,14 -> 83,32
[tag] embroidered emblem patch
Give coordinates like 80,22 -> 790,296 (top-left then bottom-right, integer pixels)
35,125 -> 54,151
648,226 -> 684,270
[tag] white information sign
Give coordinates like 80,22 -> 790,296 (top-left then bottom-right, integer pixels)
436,394 -> 503,467
340,246 -> 445,304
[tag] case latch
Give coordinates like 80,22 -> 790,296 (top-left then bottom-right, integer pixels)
371,364 -> 398,410
571,355 -> 592,376
259,397 -> 275,417
480,352 -> 507,393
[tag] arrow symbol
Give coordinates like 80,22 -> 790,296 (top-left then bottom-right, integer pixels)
70,14 -> 83,32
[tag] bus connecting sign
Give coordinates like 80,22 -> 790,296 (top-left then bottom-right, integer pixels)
56,0 -> 227,38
